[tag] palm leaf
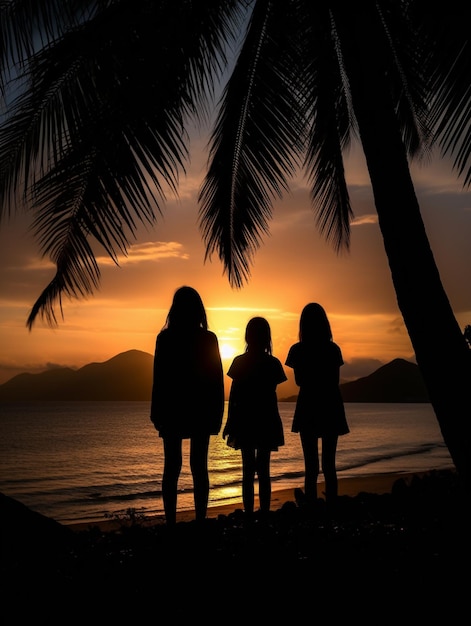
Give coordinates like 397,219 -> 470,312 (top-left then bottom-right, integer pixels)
1,0 -> 245,326
199,0 -> 306,287
417,0 -> 471,185
0,0 -> 97,98
299,4 -> 355,251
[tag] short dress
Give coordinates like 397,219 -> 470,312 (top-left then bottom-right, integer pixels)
285,341 -> 349,437
224,351 -> 287,451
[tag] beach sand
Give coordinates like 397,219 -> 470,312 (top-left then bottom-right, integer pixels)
69,472 -> 418,531
201,472 -> 415,519
2,469 -> 467,624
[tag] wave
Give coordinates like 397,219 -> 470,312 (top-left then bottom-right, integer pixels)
56,441 -> 448,509
337,441 -> 447,474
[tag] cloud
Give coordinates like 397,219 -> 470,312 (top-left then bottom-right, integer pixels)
97,241 -> 190,266
23,257 -> 56,271
351,214 -> 378,226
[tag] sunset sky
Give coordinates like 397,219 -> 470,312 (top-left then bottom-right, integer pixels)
1,132 -> 470,398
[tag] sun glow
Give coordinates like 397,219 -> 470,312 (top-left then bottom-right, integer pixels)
219,343 -> 238,360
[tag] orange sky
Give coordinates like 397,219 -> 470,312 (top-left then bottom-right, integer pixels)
0,138 -> 470,398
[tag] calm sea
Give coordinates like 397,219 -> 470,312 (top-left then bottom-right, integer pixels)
0,401 -> 453,526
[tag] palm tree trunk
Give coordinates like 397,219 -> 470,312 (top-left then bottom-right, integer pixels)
342,14 -> 471,495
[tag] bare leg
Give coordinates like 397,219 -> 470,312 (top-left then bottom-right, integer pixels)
321,435 -> 339,503
300,432 -> 319,504
256,448 -> 272,512
162,436 -> 182,526
190,434 -> 211,522
241,448 -> 256,516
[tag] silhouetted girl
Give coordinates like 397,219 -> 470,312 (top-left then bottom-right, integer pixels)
223,317 -> 287,517
150,286 -> 224,525
285,303 -> 349,508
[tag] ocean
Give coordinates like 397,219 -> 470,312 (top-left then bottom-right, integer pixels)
0,401 -> 453,526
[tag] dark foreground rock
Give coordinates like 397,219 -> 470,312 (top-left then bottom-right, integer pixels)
1,469 -> 468,625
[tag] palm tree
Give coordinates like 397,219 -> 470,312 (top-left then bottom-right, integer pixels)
198,1 -> 471,493
0,1 -> 470,491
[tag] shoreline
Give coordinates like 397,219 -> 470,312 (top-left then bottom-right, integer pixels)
68,470 -> 430,532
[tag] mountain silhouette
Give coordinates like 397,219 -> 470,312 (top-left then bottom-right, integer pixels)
0,350 -> 154,401
0,352 -> 429,403
281,358 -> 429,403
339,358 -> 429,402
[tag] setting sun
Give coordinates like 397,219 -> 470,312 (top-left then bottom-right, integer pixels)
219,343 -> 238,360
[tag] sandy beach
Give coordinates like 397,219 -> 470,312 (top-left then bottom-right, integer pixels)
185,472 -> 415,519
1,468 -> 467,624
69,471 -> 418,531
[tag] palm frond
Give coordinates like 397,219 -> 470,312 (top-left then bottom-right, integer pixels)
0,0 -> 98,99
416,0 -> 471,185
2,0 -> 246,326
26,227 -> 101,329
299,4 -> 354,251
199,0 -> 306,287
304,114 -> 353,252
373,0 -> 433,159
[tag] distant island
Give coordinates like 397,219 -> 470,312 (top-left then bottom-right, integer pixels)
0,350 -> 430,403
0,350 -> 154,402
283,357 -> 429,403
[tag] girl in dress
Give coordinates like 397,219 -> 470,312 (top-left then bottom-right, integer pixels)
223,317 -> 287,517
285,303 -> 349,508
150,286 -> 224,525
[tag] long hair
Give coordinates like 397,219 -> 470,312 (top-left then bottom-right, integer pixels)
245,316 -> 273,354
299,303 -> 332,343
164,286 -> 208,331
